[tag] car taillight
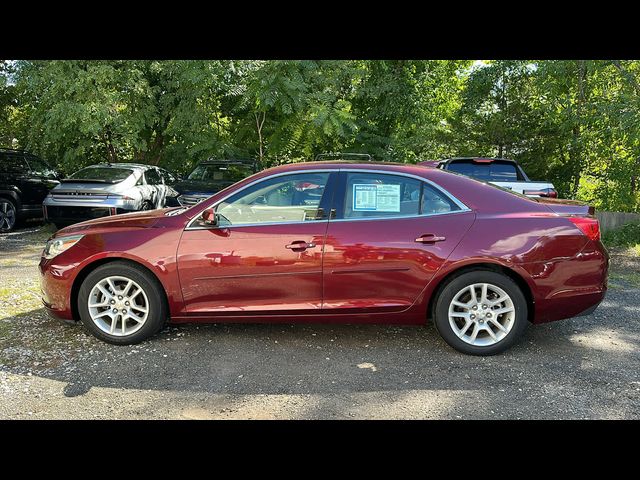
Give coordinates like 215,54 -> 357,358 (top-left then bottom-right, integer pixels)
568,217 -> 600,242
107,194 -> 134,201
523,188 -> 558,198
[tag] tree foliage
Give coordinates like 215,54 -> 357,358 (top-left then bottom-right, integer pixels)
1,59 -> 640,212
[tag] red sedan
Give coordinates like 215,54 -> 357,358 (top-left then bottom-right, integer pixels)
39,161 -> 608,355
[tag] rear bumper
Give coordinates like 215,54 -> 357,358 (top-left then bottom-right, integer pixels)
524,239 -> 609,324
43,205 -> 134,225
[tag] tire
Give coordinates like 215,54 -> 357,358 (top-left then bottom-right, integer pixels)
433,270 -> 528,356
0,197 -> 17,233
77,261 -> 167,345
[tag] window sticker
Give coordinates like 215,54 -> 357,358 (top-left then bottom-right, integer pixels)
376,184 -> 401,212
353,184 -> 378,210
352,184 -> 401,212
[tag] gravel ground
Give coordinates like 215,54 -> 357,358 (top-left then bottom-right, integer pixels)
1,222 -> 639,419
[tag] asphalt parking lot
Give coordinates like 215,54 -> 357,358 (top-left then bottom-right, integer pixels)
1,222 -> 639,419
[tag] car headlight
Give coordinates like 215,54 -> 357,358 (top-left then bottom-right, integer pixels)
43,235 -> 84,259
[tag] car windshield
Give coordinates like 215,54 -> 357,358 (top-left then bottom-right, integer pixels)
446,160 -> 522,182
187,164 -> 253,183
67,167 -> 133,183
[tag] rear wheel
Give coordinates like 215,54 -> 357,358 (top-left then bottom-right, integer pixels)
433,270 -> 528,356
0,198 -> 17,233
77,261 -> 167,345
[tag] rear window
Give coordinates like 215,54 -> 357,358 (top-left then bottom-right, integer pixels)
446,160 -> 523,182
68,167 -> 133,183
187,163 -> 254,183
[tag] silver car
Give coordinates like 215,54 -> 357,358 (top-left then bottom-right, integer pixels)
43,163 -> 179,228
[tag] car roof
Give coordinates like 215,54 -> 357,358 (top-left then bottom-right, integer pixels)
199,159 -> 255,165
89,162 -> 155,170
257,160 -> 438,176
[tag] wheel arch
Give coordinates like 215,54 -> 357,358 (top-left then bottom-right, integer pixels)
0,190 -> 21,209
71,257 -> 170,322
426,262 -> 535,324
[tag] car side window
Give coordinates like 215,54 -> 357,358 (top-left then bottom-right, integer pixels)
215,173 -> 330,226
160,169 -> 175,184
343,172 -> 421,219
145,169 -> 162,185
421,183 -> 461,215
26,155 -> 57,178
1,153 -> 28,174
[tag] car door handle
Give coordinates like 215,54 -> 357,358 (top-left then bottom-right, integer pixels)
415,234 -> 446,244
285,241 -> 316,251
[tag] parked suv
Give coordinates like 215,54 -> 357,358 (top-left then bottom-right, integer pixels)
43,163 -> 180,228
0,148 -> 61,233
173,159 -> 257,207
422,157 -> 558,198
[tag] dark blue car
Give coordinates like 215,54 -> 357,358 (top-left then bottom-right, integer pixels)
172,159 -> 257,207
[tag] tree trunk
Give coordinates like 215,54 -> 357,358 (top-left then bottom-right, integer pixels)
148,131 -> 164,165
571,61 -> 587,195
104,128 -> 117,163
631,155 -> 640,194
255,111 -> 266,166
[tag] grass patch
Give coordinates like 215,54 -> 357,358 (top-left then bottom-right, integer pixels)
0,280 -> 42,317
602,222 -> 640,255
608,271 -> 640,288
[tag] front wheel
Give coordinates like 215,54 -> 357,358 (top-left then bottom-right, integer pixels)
77,261 -> 167,345
433,270 -> 528,356
0,198 -> 17,233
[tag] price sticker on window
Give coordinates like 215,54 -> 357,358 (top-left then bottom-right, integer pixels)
353,184 -> 401,212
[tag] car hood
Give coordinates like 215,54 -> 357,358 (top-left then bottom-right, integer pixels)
173,179 -> 234,195
53,208 -> 171,237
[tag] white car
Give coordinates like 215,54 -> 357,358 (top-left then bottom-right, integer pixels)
43,163 -> 179,228
421,157 -> 558,198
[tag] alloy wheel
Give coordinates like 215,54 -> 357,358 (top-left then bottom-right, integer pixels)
87,275 -> 149,337
448,283 -> 515,347
0,200 -> 16,232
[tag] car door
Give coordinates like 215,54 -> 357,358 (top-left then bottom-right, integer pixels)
21,154 -> 60,212
321,170 -> 475,314
176,171 -> 336,315
142,168 -> 163,207
158,168 -> 180,206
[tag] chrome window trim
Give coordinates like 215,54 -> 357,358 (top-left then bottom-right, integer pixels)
186,219 -> 329,230
184,167 -> 471,231
328,208 -> 473,224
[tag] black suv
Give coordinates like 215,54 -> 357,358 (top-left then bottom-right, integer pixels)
0,148 -> 61,232
172,159 -> 257,207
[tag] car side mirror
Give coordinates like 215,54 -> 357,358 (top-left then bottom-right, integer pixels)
201,208 -> 218,227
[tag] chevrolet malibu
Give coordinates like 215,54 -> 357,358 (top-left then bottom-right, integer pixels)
39,161 -> 608,355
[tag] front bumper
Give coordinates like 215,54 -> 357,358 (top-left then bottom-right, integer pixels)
39,256 -> 76,321
178,194 -> 210,207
